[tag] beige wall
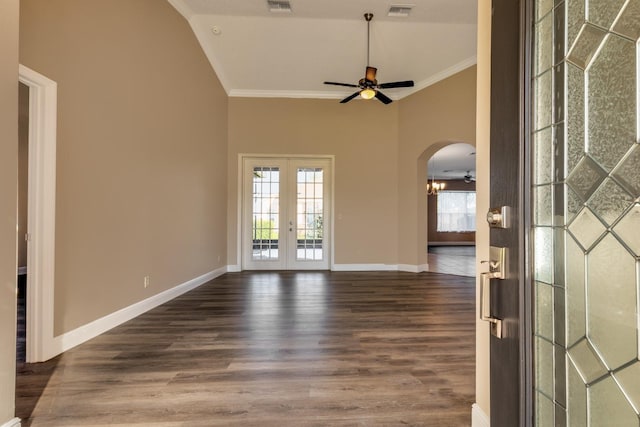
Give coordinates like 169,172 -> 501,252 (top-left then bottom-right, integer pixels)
475,0 -> 491,417
398,67 -> 477,267
20,0 -> 228,335
227,69 -> 476,269
227,98 -> 400,266
18,82 -> 29,270
0,0 -> 19,422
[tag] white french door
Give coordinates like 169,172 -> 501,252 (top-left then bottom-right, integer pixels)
242,157 -> 332,270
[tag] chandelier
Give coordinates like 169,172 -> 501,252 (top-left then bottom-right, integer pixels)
426,177 -> 445,196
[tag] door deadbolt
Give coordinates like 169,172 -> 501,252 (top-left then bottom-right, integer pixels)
486,206 -> 511,229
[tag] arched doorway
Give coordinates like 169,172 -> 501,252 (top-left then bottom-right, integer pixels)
423,142 -> 476,276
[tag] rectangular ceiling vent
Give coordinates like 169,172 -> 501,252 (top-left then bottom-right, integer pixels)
267,0 -> 292,13
388,5 -> 414,17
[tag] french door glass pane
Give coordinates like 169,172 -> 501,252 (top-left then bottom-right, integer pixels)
296,167 -> 323,261
532,0 -> 640,425
252,167 -> 280,260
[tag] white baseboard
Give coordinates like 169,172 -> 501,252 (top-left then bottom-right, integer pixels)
1,418 -> 21,427
17,266 -> 27,275
398,263 -> 429,273
472,403 -> 490,427
332,263 -> 429,273
52,267 -> 227,355
332,263 -> 399,271
227,264 -> 241,272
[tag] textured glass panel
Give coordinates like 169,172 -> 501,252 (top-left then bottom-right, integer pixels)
567,339 -> 608,383
612,144 -> 640,198
554,287 -> 566,346
612,0 -> 640,41
567,360 -> 587,427
567,208 -> 606,251
536,337 -> 555,397
555,405 -> 567,427
566,235 -> 586,347
566,186 -> 582,224
586,178 -> 634,225
566,156 -> 607,202
589,376 -> 638,426
536,70 -> 553,130
587,35 -> 636,172
536,391 -> 555,426
554,123 -> 565,181
615,362 -> 640,413
554,183 -> 566,227
554,6 -> 566,67
613,203 -> 640,256
567,0 -> 586,49
535,185 -> 553,225
588,0 -> 627,31
535,227 -> 554,283
567,24 -> 607,69
554,224 -> 566,283
532,0 -> 640,424
536,281 -> 554,340
554,345 -> 567,408
537,0 -> 554,20
566,63 -> 584,172
537,13 -> 554,74
587,234 -> 638,370
534,128 -> 554,184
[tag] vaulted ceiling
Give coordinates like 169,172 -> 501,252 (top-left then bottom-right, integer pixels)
168,0 -> 478,101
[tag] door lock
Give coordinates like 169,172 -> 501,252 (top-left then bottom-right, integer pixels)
480,246 -> 507,338
486,206 -> 511,228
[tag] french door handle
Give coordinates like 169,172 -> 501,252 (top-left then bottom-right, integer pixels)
480,246 -> 507,339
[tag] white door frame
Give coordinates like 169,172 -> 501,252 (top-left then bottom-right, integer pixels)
238,154 -> 335,270
18,64 -> 57,363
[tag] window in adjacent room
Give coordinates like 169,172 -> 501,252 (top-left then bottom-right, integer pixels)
436,191 -> 476,232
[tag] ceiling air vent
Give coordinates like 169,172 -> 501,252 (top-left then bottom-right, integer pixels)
387,5 -> 413,17
267,0 -> 292,13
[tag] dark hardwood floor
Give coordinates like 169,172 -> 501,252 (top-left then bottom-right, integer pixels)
16,271 -> 475,426
427,246 -> 476,278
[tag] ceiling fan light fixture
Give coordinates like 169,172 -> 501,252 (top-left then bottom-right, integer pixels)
360,88 -> 376,100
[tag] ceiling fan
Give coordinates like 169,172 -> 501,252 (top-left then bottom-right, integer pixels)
443,169 -> 476,183
324,13 -> 415,104
464,171 -> 476,183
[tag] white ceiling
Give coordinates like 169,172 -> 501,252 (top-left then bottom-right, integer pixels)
168,0 -> 477,101
427,143 -> 476,180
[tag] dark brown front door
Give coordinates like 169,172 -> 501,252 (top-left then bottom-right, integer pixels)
487,0 -> 529,425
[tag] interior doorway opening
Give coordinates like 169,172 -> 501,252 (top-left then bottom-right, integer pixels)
425,142 -> 476,277
18,64 -> 57,363
17,82 -> 30,363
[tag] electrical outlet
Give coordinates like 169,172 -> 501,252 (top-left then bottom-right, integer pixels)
217,255 -> 221,262
144,276 -> 150,288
